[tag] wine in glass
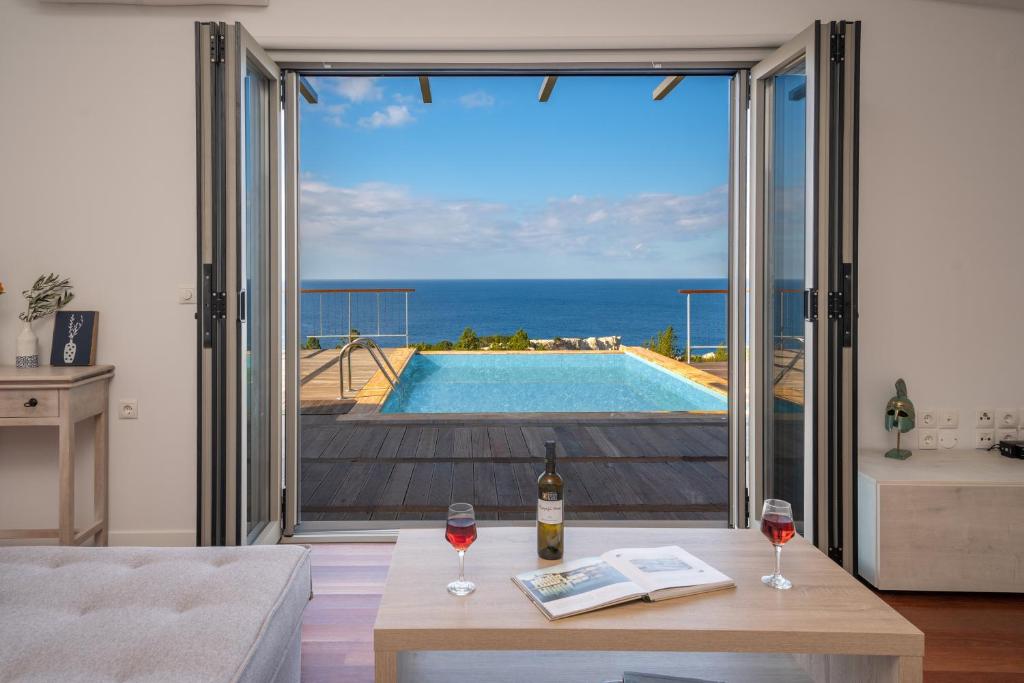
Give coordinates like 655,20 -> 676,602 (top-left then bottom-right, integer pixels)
445,502 -> 477,596
760,498 -> 796,590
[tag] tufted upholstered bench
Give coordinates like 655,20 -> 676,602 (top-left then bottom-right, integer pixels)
0,544 -> 311,682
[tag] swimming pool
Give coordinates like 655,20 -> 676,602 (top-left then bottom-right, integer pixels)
380,352 -> 727,414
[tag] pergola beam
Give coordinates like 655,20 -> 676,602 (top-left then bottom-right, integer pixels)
298,75 -> 319,104
418,75 -> 432,104
538,75 -> 557,102
652,75 -> 684,101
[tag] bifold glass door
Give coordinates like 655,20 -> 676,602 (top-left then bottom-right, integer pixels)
750,22 -> 859,565
197,22 -> 284,546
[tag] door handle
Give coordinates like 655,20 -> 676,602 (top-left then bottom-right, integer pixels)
24,398 -> 38,408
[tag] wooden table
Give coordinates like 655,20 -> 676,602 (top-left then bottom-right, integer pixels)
373,527 -> 923,683
859,448 -> 1024,592
0,365 -> 114,546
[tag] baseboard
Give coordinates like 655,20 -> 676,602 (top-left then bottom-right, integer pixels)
108,529 -> 196,547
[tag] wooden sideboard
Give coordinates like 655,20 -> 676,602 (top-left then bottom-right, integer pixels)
858,448 -> 1024,592
0,365 -> 114,546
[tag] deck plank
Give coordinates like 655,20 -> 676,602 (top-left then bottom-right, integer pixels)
301,417 -> 728,520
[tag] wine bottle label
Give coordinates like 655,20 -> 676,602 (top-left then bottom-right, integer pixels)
537,498 -> 563,524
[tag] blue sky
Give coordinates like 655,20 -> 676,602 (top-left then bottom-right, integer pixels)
300,75 -> 730,279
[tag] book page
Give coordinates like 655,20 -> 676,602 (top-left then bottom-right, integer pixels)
603,546 -> 732,595
514,556 -> 644,619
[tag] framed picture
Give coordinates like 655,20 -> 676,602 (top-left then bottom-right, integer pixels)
50,311 -> 99,366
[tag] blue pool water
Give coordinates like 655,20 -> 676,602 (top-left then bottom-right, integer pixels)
380,352 -> 727,414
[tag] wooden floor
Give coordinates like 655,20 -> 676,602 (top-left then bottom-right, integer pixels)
300,416 -> 729,521
301,543 -> 1024,683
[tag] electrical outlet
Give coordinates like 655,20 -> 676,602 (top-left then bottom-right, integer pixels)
918,429 -> 938,450
919,409 -> 938,428
996,429 -> 1018,443
975,429 -> 995,449
118,399 -> 139,420
997,408 -> 1019,429
976,408 -> 994,428
939,409 -> 959,429
938,431 -> 959,449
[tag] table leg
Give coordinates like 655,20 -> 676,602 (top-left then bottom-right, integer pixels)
94,410 -> 108,546
58,421 -> 75,545
897,655 -> 923,683
796,653 -> 922,683
375,651 -> 398,683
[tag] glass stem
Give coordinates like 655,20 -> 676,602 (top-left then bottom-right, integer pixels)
458,550 -> 466,582
774,544 -> 782,578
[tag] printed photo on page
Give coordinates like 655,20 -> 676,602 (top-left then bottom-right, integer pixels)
515,556 -> 642,618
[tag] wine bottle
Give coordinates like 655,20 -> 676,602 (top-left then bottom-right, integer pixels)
537,440 -> 564,560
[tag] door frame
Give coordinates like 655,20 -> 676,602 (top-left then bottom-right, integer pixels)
277,62 -> 756,539
199,30 -> 857,556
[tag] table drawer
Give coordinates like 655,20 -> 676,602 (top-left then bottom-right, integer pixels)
0,390 -> 59,418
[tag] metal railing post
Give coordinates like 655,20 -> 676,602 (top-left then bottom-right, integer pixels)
347,292 -> 352,342
318,294 -> 323,338
686,293 -> 692,364
404,292 -> 409,348
376,292 -> 381,337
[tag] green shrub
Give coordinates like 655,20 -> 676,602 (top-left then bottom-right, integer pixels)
455,326 -> 481,350
303,336 -> 321,350
414,327 -> 533,351
507,328 -> 530,350
645,325 -> 679,360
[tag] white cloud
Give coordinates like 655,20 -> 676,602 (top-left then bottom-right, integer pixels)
458,90 -> 496,108
329,77 -> 383,103
300,180 -> 727,271
322,104 -> 349,127
358,105 -> 415,129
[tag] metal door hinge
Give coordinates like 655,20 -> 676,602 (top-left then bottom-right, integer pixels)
828,264 -> 854,347
201,264 -> 214,348
281,489 -> 287,530
210,30 -> 225,64
830,29 -> 845,63
211,291 -> 227,320
827,290 -> 845,320
804,289 -> 819,323
828,545 -> 843,564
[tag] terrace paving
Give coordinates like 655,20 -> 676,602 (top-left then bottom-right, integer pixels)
299,348 -> 729,522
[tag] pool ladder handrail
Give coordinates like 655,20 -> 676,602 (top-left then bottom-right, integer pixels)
338,337 -> 402,399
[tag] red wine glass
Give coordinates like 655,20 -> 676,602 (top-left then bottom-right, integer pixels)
445,503 -> 477,596
760,499 -> 795,590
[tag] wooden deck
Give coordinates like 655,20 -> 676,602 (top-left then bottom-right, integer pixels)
300,414 -> 728,522
299,347 -> 732,522
300,347 -> 409,413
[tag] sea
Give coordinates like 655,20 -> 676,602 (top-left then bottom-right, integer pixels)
300,278 -> 739,350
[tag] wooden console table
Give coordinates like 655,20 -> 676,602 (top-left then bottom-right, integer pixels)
0,365 -> 114,546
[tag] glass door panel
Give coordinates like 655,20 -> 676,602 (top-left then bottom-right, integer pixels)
751,23 -> 819,541
765,59 -> 809,532
242,60 -> 272,541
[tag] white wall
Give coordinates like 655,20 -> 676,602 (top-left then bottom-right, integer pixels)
1,0 -> 1022,544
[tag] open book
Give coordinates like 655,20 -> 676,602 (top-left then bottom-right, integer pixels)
513,545 -> 734,620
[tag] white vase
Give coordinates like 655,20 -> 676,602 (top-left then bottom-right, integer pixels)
16,321 -> 39,368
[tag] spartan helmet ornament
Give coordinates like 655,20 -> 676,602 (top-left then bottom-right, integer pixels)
884,378 -> 915,460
